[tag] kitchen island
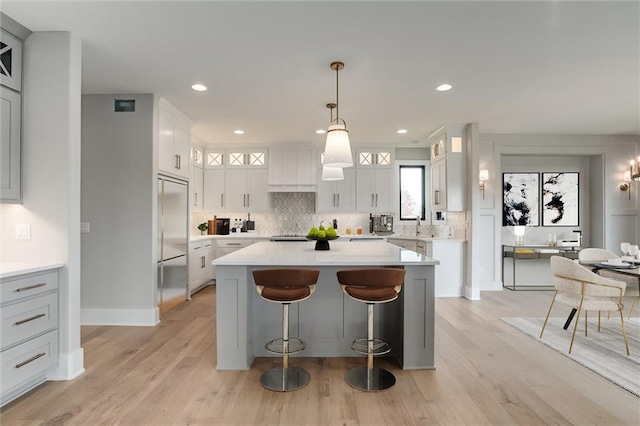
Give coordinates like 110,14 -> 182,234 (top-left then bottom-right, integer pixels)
213,241 -> 439,370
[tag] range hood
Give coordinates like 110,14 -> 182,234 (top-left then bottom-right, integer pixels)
267,184 -> 316,192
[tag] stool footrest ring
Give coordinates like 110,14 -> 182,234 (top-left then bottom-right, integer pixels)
265,337 -> 305,355
350,338 -> 391,356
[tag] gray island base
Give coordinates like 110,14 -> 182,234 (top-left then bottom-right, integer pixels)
213,241 -> 439,370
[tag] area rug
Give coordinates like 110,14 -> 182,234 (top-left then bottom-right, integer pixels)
501,316 -> 640,397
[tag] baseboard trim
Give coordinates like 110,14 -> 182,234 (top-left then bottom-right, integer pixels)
81,307 -> 160,326
47,348 -> 85,381
464,285 -> 481,300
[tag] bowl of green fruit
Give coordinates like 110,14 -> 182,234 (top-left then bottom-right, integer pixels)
306,222 -> 339,250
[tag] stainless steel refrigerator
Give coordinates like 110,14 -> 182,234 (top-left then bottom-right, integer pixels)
157,175 -> 189,318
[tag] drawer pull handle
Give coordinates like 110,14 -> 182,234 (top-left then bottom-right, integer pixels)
226,243 -> 242,246
15,352 -> 46,369
15,283 -> 47,292
15,313 -> 46,326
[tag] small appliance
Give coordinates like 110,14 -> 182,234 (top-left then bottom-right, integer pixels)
216,218 -> 230,235
370,214 -> 393,235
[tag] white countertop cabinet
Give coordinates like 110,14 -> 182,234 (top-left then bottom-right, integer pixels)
1,264 -> 61,407
188,240 -> 214,295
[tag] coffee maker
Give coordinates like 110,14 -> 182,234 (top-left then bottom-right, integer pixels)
370,214 -> 394,235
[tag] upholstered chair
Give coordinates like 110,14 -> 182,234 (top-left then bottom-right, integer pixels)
578,248 -> 639,318
541,256 -> 629,355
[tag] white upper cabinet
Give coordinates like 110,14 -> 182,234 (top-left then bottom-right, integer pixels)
224,168 -> 268,212
158,99 -> 191,179
203,168 -> 226,211
190,163 -> 204,212
226,149 -> 267,168
356,168 -> 395,213
317,167 -> 355,213
428,125 -> 465,212
268,147 -> 317,191
0,87 -> 21,203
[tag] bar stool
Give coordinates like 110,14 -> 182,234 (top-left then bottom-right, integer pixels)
253,268 -> 319,392
337,268 -> 405,392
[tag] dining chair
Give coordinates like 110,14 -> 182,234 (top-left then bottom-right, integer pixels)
578,248 -> 639,318
541,256 -> 629,355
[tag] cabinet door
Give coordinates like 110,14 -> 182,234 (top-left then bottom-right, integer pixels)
224,169 -> 247,211
0,87 -> 21,202
158,115 -> 175,175
431,161 -> 447,211
191,165 -> 204,212
246,169 -> 269,212
173,125 -> 190,178
335,167 -> 355,212
296,149 -> 316,185
316,179 -> 337,212
373,168 -> 394,212
356,168 -> 375,211
188,248 -> 203,287
203,169 -> 226,211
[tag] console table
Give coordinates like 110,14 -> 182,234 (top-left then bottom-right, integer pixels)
502,245 -> 580,291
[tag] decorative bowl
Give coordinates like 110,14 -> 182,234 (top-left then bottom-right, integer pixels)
306,235 -> 339,250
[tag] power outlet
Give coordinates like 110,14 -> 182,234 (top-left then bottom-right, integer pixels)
81,222 -> 90,234
15,224 -> 31,240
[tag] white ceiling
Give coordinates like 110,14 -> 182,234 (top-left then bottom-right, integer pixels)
3,1 -> 639,147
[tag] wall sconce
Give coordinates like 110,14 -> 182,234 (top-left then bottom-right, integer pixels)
621,170 -> 632,200
479,169 -> 489,199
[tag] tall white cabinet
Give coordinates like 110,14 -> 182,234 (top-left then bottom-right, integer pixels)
428,126 -> 465,212
158,98 -> 191,180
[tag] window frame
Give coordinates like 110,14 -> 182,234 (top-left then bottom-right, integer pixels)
398,163 -> 427,221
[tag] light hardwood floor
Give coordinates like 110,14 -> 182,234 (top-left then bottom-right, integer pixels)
2,287 -> 639,425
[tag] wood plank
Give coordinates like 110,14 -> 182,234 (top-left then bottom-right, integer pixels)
2,286 -> 639,425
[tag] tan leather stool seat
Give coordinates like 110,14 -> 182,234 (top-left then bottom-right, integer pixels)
253,268 -> 319,392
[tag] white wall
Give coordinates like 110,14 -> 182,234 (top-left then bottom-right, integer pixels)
477,134 -> 639,291
0,32 -> 84,379
81,94 -> 158,325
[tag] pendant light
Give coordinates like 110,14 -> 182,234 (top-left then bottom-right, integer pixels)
322,103 -> 345,181
323,61 -> 353,168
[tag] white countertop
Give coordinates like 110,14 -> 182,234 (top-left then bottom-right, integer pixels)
192,233 -> 465,243
213,241 -> 439,266
0,262 -> 64,279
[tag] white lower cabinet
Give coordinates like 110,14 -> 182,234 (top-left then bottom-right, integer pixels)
212,238 -> 269,281
1,268 -> 60,407
189,240 -> 214,294
388,239 -> 465,297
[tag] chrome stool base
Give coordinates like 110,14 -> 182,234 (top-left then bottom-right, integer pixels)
345,366 -> 396,392
260,366 -> 310,392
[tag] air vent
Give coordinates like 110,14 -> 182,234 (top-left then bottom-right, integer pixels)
114,99 -> 135,112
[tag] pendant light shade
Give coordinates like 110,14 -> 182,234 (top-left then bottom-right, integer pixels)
323,61 -> 353,168
322,165 -> 344,181
324,123 -> 353,168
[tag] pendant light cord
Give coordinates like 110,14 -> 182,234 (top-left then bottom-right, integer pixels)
335,66 -> 339,123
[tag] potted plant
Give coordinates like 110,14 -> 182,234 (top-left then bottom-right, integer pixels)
197,222 -> 208,235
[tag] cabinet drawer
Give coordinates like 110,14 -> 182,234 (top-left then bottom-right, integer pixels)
216,240 -> 251,249
1,330 -> 58,395
1,272 -> 58,305
2,293 -> 58,351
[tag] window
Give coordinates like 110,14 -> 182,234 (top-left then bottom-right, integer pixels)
399,165 -> 425,220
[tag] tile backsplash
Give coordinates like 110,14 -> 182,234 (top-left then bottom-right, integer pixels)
191,192 -> 466,239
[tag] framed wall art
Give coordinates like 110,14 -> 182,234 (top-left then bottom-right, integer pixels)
502,172 -> 539,226
542,172 -> 579,226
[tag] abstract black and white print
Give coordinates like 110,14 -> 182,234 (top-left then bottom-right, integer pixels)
503,173 -> 539,226
542,172 -> 579,226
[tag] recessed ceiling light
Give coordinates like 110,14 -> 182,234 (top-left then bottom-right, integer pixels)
436,84 -> 452,92
397,129 -> 408,134
234,130 -> 245,135
316,129 -> 326,134
191,83 -> 207,91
